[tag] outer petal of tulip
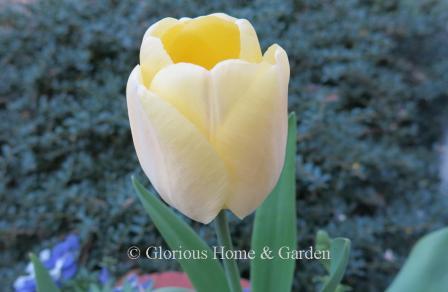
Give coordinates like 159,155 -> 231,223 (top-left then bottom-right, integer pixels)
140,17 -> 181,88
127,65 -> 229,224
209,13 -> 236,22
142,17 -> 178,39
149,63 -> 210,137
210,45 -> 289,219
236,19 -> 262,63
139,36 -> 172,88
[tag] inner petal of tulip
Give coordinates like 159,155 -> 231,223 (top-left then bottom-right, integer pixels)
161,16 -> 240,70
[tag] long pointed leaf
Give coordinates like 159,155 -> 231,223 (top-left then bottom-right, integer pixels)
321,238 -> 351,292
30,253 -> 61,292
132,178 -> 229,292
387,227 -> 448,292
154,288 -> 193,292
250,113 -> 297,292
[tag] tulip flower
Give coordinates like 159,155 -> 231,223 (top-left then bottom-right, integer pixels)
127,13 -> 289,224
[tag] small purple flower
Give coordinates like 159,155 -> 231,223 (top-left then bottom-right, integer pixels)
14,234 -> 80,292
113,273 -> 153,292
99,267 -> 110,285
61,262 -> 77,280
141,277 -> 153,289
49,234 -> 79,267
13,275 -> 35,292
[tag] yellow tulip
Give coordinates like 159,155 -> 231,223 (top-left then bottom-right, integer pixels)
127,13 -> 289,224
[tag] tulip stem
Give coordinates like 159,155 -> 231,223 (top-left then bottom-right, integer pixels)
215,210 -> 242,292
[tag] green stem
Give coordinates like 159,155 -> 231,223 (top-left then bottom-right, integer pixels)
215,210 -> 242,292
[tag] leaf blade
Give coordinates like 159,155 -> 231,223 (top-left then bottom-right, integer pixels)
132,178 -> 229,292
250,113 -> 297,292
30,253 -> 61,292
321,238 -> 351,292
387,227 -> 448,292
153,288 -> 194,292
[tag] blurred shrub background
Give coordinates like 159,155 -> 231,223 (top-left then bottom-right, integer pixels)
1,0 -> 447,291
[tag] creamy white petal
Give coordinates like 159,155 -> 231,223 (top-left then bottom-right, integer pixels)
127,66 -> 229,223
149,63 -> 210,137
179,17 -> 192,23
210,47 -> 289,218
210,59 -> 263,126
237,19 -> 262,63
143,17 -> 178,40
263,44 -> 290,94
139,36 -> 172,87
210,13 -> 237,22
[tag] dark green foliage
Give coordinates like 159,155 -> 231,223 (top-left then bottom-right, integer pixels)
1,0 -> 447,291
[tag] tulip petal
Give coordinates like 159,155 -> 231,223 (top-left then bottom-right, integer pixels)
127,66 -> 228,223
210,13 -> 236,22
210,47 -> 289,218
237,19 -> 262,63
149,63 -> 210,137
139,36 -> 173,88
209,14 -> 262,63
209,60 -> 263,126
143,17 -> 178,39
263,44 -> 290,93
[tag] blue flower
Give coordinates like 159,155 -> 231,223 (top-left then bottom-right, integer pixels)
14,234 -> 80,292
99,267 -> 111,285
60,261 -> 77,281
113,273 -> 153,292
49,234 -> 79,267
13,275 -> 35,292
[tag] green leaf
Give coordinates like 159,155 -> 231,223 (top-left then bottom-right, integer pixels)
153,288 -> 193,292
316,230 -> 332,272
387,227 -> 448,292
132,178 -> 230,292
250,113 -> 297,292
30,253 -> 61,292
121,281 -> 133,292
88,284 -> 102,292
315,230 -> 351,292
320,237 -> 351,292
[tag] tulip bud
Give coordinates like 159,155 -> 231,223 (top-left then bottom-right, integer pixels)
127,13 -> 290,223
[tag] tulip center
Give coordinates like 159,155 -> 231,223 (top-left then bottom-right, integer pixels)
161,16 -> 240,70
